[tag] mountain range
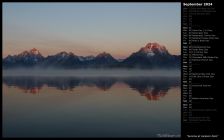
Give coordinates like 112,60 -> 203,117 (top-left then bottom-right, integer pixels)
3,42 -> 180,69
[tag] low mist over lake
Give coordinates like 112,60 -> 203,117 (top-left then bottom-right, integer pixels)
3,68 -> 180,77
3,3 -> 181,138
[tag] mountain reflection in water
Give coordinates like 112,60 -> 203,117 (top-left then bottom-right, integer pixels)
3,76 -> 180,101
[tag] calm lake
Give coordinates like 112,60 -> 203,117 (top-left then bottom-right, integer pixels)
3,75 -> 180,138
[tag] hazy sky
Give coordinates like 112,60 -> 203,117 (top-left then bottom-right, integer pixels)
3,3 -> 180,58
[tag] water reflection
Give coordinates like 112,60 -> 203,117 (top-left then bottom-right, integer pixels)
3,76 -> 180,101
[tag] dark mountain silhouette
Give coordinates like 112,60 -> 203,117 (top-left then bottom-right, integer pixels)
86,52 -> 119,68
40,51 -> 82,68
122,42 -> 180,68
3,43 -> 180,69
3,48 -> 44,68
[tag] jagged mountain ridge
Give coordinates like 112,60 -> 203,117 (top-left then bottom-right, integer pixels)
3,42 -> 180,69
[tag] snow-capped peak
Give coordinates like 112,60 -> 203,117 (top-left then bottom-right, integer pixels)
85,55 -> 95,60
97,52 -> 111,58
139,42 -> 169,56
57,51 -> 69,57
19,48 -> 41,57
16,48 -> 44,61
19,51 -> 29,57
78,55 -> 95,61
4,55 -> 16,62
30,48 -> 40,55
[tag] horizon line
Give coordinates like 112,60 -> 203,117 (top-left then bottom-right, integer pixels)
3,47 -> 181,59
